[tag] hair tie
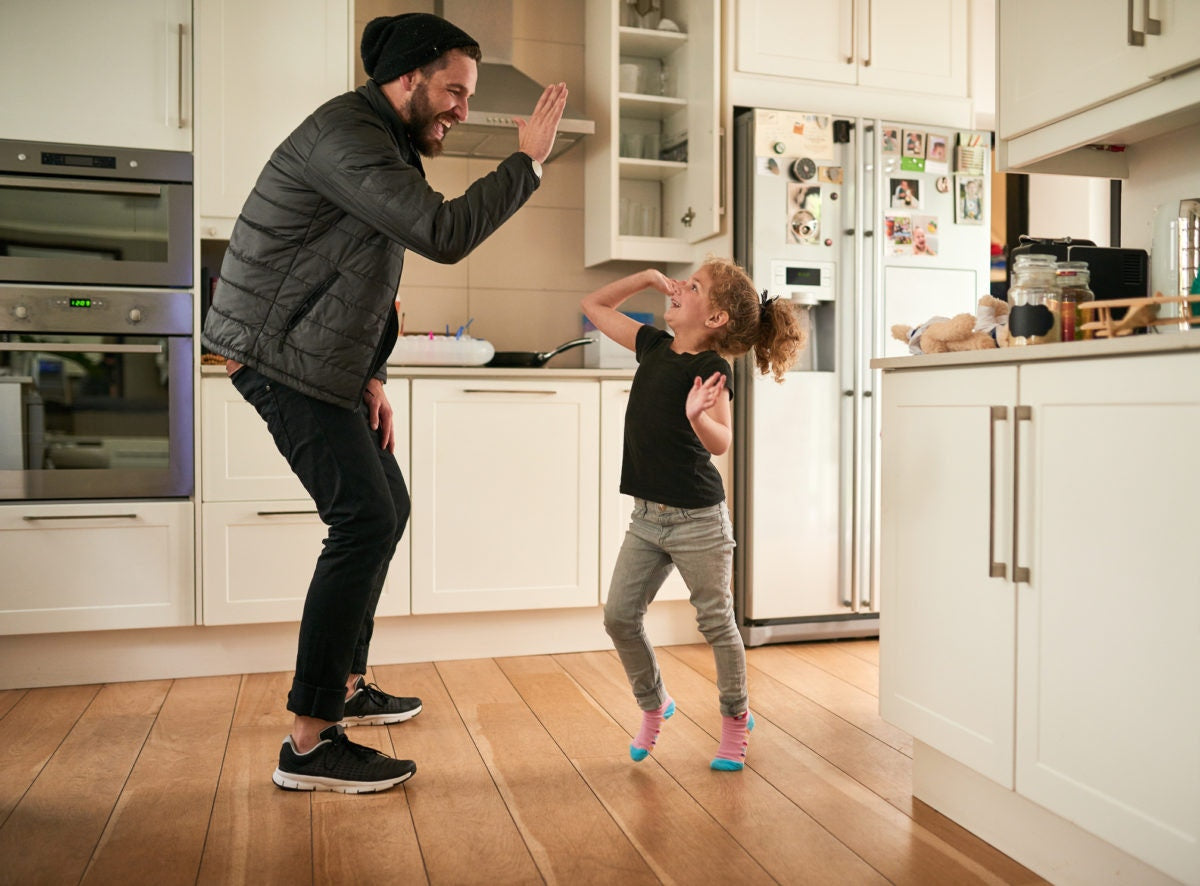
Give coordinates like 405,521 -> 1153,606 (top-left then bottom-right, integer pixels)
759,290 -> 778,323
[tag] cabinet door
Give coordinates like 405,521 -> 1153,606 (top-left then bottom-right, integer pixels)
735,0 -> 855,87
201,500 -> 411,625
1015,356 -> 1200,883
857,0 -> 967,97
201,377 -> 310,501
0,0 -> 192,150
599,381 -> 688,602
196,0 -> 349,233
410,379 -> 599,613
998,0 -> 1160,139
878,365 -> 1018,787
0,501 -> 194,634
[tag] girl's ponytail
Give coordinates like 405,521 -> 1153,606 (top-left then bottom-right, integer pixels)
752,293 -> 806,382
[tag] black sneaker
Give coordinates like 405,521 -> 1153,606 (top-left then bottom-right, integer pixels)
272,724 -> 416,793
341,677 -> 423,726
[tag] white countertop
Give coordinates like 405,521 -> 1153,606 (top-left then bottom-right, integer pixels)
870,329 -> 1200,371
199,363 -> 636,381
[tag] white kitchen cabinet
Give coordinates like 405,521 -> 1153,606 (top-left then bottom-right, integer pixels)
195,0 -> 350,238
599,380 -> 689,602
584,0 -> 721,266
735,0 -> 967,98
199,375 -> 411,625
0,0 -> 192,151
0,501 -> 194,635
996,0 -> 1200,173
879,353 -> 1200,884
410,378 -> 600,614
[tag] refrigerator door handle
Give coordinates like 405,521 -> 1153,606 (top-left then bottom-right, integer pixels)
989,405 -> 1009,578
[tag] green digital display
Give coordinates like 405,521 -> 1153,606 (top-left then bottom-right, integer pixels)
68,298 -> 92,308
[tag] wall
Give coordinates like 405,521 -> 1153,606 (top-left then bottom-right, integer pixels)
1026,174 -> 1111,246
1120,122 -> 1200,254
353,0 -> 667,361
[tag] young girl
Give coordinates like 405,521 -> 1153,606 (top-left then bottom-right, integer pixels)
581,257 -> 805,770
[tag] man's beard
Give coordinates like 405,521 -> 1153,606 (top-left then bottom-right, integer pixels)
405,82 -> 448,158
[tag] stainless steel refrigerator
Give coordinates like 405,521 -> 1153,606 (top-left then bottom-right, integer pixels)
732,107 -> 991,646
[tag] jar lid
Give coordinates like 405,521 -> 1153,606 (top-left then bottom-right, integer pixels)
1055,260 -> 1089,277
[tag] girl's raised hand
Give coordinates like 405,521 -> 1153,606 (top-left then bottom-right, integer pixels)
685,371 -> 726,422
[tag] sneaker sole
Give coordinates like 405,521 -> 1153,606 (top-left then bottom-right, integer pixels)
272,765 -> 415,794
339,704 -> 423,727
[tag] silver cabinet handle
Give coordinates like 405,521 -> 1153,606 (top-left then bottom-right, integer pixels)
1144,0 -> 1161,34
846,0 -> 856,63
461,389 -> 558,395
0,342 -> 163,355
989,406 -> 1009,578
256,510 -> 319,516
863,0 -> 872,66
0,174 -> 161,196
1012,405 -> 1032,583
1128,0 -> 1146,45
23,513 -> 138,521
177,23 -> 186,129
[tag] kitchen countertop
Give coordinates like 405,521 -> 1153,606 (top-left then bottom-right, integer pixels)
871,328 -> 1200,370
200,363 -> 636,380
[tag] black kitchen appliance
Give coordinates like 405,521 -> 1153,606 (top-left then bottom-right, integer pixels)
1009,236 -> 1149,302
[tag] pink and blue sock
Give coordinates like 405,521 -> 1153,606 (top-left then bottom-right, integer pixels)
710,710 -> 755,771
629,696 -> 676,762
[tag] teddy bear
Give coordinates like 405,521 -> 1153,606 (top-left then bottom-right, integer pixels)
891,295 -> 1011,354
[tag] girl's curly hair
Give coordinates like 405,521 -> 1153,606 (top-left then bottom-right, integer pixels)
702,256 -> 807,382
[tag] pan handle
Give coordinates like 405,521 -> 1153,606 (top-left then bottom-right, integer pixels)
539,338 -> 594,359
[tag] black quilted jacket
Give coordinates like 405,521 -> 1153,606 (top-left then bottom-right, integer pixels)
201,80 -> 540,408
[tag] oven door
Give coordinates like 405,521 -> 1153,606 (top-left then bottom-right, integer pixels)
0,288 -> 193,500
0,176 -> 192,288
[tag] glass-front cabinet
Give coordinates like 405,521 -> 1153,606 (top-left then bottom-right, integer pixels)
584,0 -> 720,266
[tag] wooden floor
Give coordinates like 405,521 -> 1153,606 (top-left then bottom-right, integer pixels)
0,639 -> 1047,885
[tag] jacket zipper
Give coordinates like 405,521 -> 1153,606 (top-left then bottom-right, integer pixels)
278,271 -> 340,350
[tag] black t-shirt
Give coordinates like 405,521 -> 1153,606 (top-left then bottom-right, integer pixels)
620,325 -> 733,508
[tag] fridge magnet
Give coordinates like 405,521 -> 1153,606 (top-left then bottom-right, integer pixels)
790,156 -> 818,180
955,145 -> 987,175
885,214 -> 913,255
818,165 -> 843,184
881,127 -> 900,156
900,155 -> 926,173
925,133 -> 949,173
889,177 -> 921,210
786,183 -> 821,244
955,175 -> 985,223
757,156 -> 782,176
903,130 -> 925,158
935,175 -> 950,193
913,215 -> 939,256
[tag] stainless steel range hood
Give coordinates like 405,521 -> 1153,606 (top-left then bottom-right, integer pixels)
435,0 -> 594,162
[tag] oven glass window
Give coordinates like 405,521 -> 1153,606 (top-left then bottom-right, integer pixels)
0,334 -> 173,473
0,180 -> 171,265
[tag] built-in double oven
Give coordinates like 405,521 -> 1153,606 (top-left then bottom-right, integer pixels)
0,139 -> 194,500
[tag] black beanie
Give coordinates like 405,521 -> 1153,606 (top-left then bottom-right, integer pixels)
360,13 -> 480,85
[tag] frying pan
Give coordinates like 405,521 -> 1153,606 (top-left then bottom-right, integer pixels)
485,337 -> 594,368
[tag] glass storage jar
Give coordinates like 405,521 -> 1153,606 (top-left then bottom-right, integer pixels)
1055,260 -> 1095,341
1007,253 -> 1060,345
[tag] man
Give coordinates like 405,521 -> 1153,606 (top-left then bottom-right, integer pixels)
201,13 -> 567,794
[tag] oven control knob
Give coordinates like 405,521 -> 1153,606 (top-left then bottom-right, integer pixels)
13,305 -> 28,320
128,308 -> 143,324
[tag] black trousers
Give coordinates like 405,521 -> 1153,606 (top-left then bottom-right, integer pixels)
231,367 -> 409,722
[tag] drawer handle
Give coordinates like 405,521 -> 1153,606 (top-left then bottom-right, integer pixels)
988,405 -> 1008,578
1128,0 -> 1145,45
461,389 -> 558,395
22,513 -> 138,521
256,509 -> 319,516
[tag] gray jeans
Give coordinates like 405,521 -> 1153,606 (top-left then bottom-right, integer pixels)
603,498 -> 748,717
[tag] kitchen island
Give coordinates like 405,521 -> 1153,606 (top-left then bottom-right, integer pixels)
872,331 -> 1200,886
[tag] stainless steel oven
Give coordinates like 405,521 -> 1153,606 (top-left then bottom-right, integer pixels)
0,139 -> 192,288
0,285 -> 193,500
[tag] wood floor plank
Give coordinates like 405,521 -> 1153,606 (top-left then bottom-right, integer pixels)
230,670 -> 294,730
786,640 -> 886,698
0,680 -> 170,885
197,724 -> 312,885
748,644 -> 913,754
0,689 -> 25,720
552,650 -> 891,885
81,675 -> 240,886
660,646 -> 1044,886
373,660 -> 541,886
438,657 -> 667,885
670,642 -> 915,804
0,684 -> 98,823
838,638 -> 881,665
